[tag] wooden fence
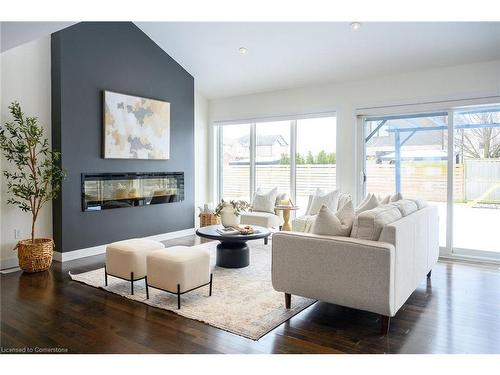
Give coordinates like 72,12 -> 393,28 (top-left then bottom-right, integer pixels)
222,165 -> 336,200
222,160 -> 500,203
465,159 -> 500,202
365,163 -> 463,202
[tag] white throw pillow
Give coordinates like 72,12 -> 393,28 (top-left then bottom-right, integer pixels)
292,214 -> 317,232
390,192 -> 403,202
358,193 -> 372,208
351,205 -> 402,241
337,192 -> 352,211
407,198 -> 428,209
312,201 -> 355,237
355,193 -> 379,215
379,194 -> 391,204
307,189 -> 339,216
252,187 -> 278,213
304,194 -> 314,215
275,192 -> 288,206
390,199 -> 418,216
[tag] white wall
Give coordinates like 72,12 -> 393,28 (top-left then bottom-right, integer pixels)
1,36 -> 52,269
208,60 -> 500,202
194,89 -> 209,225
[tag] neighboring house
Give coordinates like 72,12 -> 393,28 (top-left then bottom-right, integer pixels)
226,134 -> 289,164
366,118 -> 447,162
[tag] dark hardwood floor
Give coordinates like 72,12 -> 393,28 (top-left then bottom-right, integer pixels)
1,235 -> 499,354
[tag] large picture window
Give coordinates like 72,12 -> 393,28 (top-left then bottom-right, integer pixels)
296,117 -> 337,215
255,121 -> 291,198
220,124 -> 251,201
217,115 -> 337,215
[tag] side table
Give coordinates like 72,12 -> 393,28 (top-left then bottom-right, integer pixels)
274,205 -> 300,231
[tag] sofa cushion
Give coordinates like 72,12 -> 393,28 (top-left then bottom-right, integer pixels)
312,201 -> 355,237
407,198 -> 428,209
291,214 -> 316,232
240,211 -> 283,228
307,188 -> 339,215
252,187 -> 278,213
351,205 -> 402,241
390,199 -> 418,216
355,193 -> 379,215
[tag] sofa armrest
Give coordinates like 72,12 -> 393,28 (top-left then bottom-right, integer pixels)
271,231 -> 396,316
378,205 -> 439,312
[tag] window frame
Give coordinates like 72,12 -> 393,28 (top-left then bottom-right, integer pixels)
357,98 -> 500,263
215,112 -> 337,207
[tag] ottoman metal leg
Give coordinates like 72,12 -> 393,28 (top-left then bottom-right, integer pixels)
131,272 -> 134,295
209,273 -> 213,296
177,284 -> 181,309
104,266 -> 108,286
145,276 -> 149,299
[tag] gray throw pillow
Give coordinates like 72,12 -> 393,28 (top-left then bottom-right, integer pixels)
312,201 -> 355,237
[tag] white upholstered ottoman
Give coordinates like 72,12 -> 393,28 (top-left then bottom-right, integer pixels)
146,246 -> 212,309
105,238 -> 165,294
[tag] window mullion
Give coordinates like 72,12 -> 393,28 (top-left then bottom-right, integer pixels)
217,126 -> 223,202
250,123 -> 256,200
290,120 -> 297,204
445,111 -> 454,255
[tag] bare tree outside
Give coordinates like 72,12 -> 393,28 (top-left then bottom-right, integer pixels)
455,111 -> 500,159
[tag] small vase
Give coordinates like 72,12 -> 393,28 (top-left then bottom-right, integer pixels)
220,205 -> 241,227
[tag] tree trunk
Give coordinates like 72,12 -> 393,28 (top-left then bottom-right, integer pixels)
31,211 -> 36,243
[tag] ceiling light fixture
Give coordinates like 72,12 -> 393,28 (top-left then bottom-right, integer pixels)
350,22 -> 362,31
238,47 -> 248,55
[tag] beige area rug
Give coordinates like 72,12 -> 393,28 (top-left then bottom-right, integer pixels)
69,239 -> 316,340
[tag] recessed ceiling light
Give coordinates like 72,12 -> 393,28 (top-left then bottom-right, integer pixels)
350,22 -> 362,31
238,47 -> 248,55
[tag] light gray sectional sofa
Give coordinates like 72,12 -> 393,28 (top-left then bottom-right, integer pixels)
271,204 -> 439,334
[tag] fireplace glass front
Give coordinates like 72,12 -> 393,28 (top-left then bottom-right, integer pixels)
82,172 -> 184,211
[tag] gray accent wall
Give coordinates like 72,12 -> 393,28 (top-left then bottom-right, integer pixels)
51,22 -> 194,253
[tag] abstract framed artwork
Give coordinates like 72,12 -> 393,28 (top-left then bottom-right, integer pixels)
103,90 -> 170,160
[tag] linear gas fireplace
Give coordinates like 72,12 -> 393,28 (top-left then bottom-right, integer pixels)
82,172 -> 184,212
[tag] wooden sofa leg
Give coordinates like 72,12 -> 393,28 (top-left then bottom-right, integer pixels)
381,315 -> 391,335
285,293 -> 291,309
427,270 -> 432,278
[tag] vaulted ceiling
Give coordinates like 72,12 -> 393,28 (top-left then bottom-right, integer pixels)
2,22 -> 500,99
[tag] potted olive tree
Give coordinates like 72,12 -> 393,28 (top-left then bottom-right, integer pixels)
0,102 -> 66,272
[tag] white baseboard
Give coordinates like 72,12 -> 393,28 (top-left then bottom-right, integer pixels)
53,228 -> 196,263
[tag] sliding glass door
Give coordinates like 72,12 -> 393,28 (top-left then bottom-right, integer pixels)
452,108 -> 500,257
363,105 -> 500,260
364,113 -> 449,247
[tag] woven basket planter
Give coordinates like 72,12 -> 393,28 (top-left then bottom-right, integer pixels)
199,213 -> 219,227
16,238 -> 54,273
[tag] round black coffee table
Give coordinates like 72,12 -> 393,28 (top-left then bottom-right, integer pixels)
195,225 -> 271,268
